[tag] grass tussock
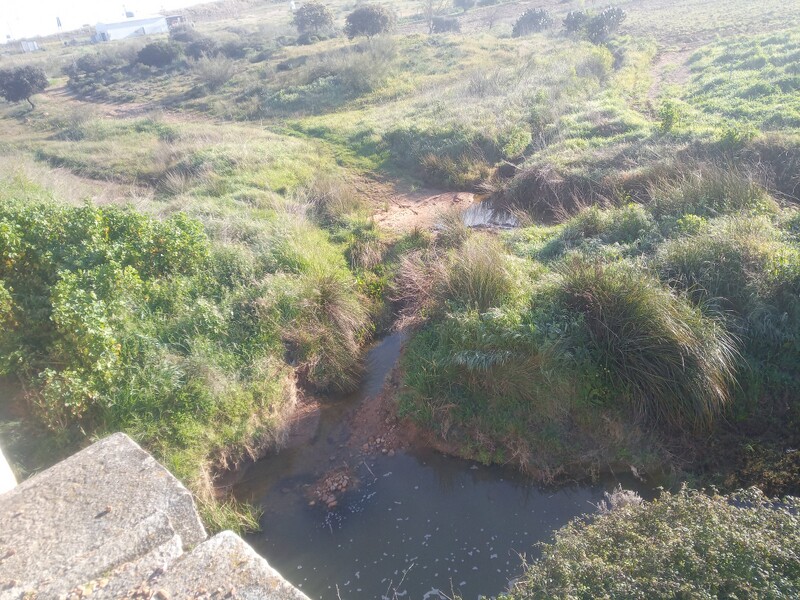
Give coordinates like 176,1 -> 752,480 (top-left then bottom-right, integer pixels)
289,268 -> 370,393
295,173 -> 367,226
648,166 -> 777,220
393,234 -> 520,327
558,259 -> 737,430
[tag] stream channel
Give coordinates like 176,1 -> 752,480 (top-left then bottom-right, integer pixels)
234,333 -> 656,600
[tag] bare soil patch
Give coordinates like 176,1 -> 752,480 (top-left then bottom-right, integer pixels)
358,178 -> 476,233
648,47 -> 695,102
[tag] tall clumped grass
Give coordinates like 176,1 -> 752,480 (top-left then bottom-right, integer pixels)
294,174 -> 366,226
435,206 -> 471,249
289,268 -> 370,393
393,235 -> 519,326
191,54 -> 236,90
557,259 -> 738,430
648,166 -> 777,220
657,215 -> 800,346
443,237 -> 518,312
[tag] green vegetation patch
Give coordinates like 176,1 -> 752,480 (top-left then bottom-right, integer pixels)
505,487 -> 800,599
685,31 -> 800,130
401,167 -> 800,485
0,174 -> 369,530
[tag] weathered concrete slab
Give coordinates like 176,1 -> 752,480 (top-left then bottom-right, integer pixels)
0,432 -> 205,597
0,433 -> 308,600
102,531 -> 310,600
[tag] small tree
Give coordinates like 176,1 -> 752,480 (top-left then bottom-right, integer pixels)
136,41 -> 181,68
512,9 -> 553,37
0,65 -> 48,109
345,5 -> 396,40
422,0 -> 449,34
563,10 -> 589,34
293,1 -> 335,35
587,7 -> 627,44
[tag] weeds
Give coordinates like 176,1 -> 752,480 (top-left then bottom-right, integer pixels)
191,54 -> 236,90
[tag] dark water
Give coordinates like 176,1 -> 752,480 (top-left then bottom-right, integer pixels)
235,335 -> 655,600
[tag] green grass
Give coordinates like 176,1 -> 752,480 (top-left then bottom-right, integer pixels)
401,161 -> 800,485
0,160 -> 370,531
684,31 -> 800,130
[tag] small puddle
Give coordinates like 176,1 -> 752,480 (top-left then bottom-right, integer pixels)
463,200 -> 519,229
235,334 -> 656,599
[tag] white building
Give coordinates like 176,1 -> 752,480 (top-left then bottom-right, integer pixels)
95,16 -> 169,42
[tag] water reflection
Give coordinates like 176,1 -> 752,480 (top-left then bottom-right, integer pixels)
242,446 -> 653,599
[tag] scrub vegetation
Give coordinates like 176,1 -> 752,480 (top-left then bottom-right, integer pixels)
505,487 -> 800,599
1,0 -> 800,586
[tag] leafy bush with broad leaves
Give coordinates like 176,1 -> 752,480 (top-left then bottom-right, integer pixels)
136,41 -> 182,67
0,65 -> 48,109
293,1 -> 335,35
344,5 -> 396,39
505,487 -> 800,599
0,200 -> 209,428
512,9 -> 553,37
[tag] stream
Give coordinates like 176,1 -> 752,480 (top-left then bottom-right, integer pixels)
234,334 -> 656,600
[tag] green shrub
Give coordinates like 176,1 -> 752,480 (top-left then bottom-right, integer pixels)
505,487 -> 800,600
136,41 -> 182,68
0,65 -> 48,109
563,10 -> 589,34
512,9 -> 554,37
345,5 -> 396,39
293,1 -> 335,35
185,36 -> 220,60
0,189 -> 368,528
431,17 -> 461,34
587,7 -> 627,44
